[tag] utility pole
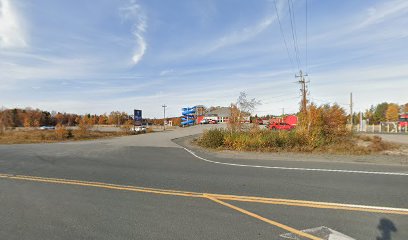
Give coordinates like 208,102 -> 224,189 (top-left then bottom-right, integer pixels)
162,104 -> 167,131
295,70 -> 309,114
281,108 -> 285,116
349,92 -> 353,126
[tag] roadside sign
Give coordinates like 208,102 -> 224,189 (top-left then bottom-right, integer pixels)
134,109 -> 142,126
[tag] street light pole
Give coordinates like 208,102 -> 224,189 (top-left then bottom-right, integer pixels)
162,104 -> 167,131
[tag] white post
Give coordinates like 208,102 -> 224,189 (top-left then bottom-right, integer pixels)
359,112 -> 363,132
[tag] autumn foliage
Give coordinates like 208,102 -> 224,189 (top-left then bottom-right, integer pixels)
199,103 -> 391,154
77,116 -> 93,136
298,103 -> 349,147
55,123 -> 68,139
0,107 -> 142,129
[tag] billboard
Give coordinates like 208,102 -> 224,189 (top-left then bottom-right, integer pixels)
134,109 -> 142,126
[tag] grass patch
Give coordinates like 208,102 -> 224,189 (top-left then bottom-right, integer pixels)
0,129 -> 134,144
198,128 -> 395,154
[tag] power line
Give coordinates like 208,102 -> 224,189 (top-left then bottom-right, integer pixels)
289,0 -> 301,59
263,91 -> 299,100
273,0 -> 296,73
305,0 -> 308,73
262,96 -> 299,104
310,97 -> 349,106
287,0 -> 301,70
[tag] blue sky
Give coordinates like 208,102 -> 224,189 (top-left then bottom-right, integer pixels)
0,0 -> 407,117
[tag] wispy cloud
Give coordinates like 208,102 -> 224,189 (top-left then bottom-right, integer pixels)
0,0 -> 27,48
309,0 -> 408,53
120,0 -> 147,65
209,16 -> 275,52
357,0 -> 408,29
159,69 -> 174,76
157,13 -> 277,63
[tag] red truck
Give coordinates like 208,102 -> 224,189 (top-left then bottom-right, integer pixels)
399,113 -> 408,130
268,122 -> 295,131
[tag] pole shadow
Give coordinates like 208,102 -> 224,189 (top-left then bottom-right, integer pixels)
376,218 -> 397,240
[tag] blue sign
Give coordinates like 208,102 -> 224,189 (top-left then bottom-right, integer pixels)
134,109 -> 142,126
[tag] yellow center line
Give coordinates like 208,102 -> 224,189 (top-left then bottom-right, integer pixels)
204,194 -> 322,240
207,194 -> 408,215
1,174 -> 202,198
1,173 -> 408,216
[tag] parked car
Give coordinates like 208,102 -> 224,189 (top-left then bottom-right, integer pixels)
200,119 -> 210,124
39,126 -> 55,130
134,126 -> 147,133
268,122 -> 295,131
209,119 -> 218,124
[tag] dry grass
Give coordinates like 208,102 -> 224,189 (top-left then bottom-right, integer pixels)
0,129 -> 133,144
199,103 -> 397,155
198,128 -> 395,155
355,134 -> 396,153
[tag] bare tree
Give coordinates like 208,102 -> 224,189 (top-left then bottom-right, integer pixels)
229,92 -> 261,131
237,92 -> 261,115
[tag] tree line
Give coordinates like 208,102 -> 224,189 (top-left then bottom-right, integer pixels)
0,107 -> 185,131
361,102 -> 408,124
0,108 -> 133,128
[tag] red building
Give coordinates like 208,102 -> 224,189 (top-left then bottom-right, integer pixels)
270,115 -> 298,126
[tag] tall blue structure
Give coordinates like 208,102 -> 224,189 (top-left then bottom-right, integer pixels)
181,106 -> 196,126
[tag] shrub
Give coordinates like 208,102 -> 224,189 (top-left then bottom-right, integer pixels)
198,127 -> 391,154
67,129 -> 74,138
298,103 -> 349,144
197,103 -> 392,154
198,128 -> 225,149
78,117 -> 91,136
55,123 -> 68,140
121,120 -> 134,133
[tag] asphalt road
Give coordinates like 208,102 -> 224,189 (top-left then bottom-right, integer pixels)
1,125 -> 407,239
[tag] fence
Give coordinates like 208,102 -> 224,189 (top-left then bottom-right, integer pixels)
353,122 -> 408,133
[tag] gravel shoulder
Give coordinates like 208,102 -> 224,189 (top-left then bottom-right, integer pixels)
361,133 -> 408,145
174,134 -> 408,167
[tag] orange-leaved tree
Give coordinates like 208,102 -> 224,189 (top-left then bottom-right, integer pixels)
386,103 -> 399,122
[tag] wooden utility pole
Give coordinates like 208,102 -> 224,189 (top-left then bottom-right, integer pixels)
296,70 -> 309,114
349,92 -> 353,126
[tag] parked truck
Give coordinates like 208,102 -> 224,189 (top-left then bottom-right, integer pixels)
399,113 -> 408,130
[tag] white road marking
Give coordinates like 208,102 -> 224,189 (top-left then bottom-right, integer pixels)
183,148 -> 408,176
281,226 -> 355,240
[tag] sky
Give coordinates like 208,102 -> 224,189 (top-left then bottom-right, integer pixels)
0,0 -> 407,118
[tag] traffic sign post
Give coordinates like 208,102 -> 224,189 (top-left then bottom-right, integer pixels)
134,109 -> 142,126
